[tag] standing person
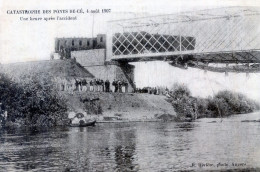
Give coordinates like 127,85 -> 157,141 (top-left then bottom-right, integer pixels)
158,87 -> 161,95
82,79 -> 87,92
118,80 -> 122,93
107,80 -> 110,92
112,79 -> 118,92
78,79 -> 82,92
99,79 -> 102,92
93,79 -> 97,92
165,87 -> 169,96
125,81 -> 128,93
100,79 -> 104,92
112,79 -> 115,92
71,79 -> 76,92
75,79 -> 79,91
105,80 -> 109,92
122,80 -> 126,93
96,79 -> 100,92
90,80 -> 93,92
86,80 -> 90,92
115,80 -> 119,92
86,80 -> 89,92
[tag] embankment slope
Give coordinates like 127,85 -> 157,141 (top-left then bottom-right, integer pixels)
62,92 -> 176,121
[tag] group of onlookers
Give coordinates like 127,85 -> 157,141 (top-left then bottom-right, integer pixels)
59,78 -> 129,93
58,77 -> 170,96
75,79 -> 108,92
112,79 -> 129,93
135,87 -> 161,94
134,87 -> 170,96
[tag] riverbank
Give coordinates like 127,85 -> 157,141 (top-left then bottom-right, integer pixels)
0,62 -> 259,128
62,92 -> 177,123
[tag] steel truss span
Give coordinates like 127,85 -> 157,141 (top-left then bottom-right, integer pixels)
106,7 -> 260,69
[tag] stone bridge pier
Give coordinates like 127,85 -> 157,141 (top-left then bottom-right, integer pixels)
71,49 -> 135,92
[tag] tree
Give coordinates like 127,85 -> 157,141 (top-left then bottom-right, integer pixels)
0,73 -> 68,127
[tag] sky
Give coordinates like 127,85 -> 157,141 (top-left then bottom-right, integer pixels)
0,0 -> 260,101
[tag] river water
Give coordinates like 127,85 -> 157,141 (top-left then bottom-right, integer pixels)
1,112 -> 260,172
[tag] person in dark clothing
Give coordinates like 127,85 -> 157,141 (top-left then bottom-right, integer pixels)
90,80 -> 94,92
100,80 -> 104,92
78,79 -> 82,91
96,79 -> 101,92
118,80 -> 122,93
105,80 -> 110,92
82,79 -> 87,91
112,79 -> 118,92
75,79 -> 79,91
104,80 -> 108,92
107,80 -> 110,92
98,79 -> 102,92
125,82 -> 128,93
93,79 -> 97,92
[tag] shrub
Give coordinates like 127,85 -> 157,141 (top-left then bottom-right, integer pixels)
84,100 -> 103,115
170,83 -> 191,100
0,73 -> 68,127
168,83 -> 260,120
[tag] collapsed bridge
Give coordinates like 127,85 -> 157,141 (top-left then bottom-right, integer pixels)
106,7 -> 260,73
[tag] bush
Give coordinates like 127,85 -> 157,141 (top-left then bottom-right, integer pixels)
84,101 -> 103,115
213,90 -> 259,115
170,83 -> 191,100
0,73 -> 68,127
168,83 -> 260,120
172,95 -> 198,120
169,84 -> 197,120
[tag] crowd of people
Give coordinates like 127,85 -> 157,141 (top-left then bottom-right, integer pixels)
59,78 -> 129,93
58,77 -> 171,97
134,87 -> 170,97
112,79 -> 129,93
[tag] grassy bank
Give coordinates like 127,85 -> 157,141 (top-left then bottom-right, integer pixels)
62,91 -> 177,122
0,72 -> 177,127
1,68 -> 259,128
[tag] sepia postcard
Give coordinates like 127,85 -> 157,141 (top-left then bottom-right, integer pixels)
0,0 -> 260,171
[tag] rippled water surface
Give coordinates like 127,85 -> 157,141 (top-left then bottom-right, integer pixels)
1,112 -> 260,171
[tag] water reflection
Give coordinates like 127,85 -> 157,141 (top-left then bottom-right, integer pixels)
0,113 -> 260,171
114,145 -> 137,171
175,122 -> 196,132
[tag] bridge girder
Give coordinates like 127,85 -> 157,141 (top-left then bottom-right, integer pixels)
106,7 -> 260,68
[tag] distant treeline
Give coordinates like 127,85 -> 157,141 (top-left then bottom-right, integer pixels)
0,73 -> 68,128
168,83 -> 260,120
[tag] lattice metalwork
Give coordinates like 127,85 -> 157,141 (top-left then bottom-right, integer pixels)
112,32 -> 195,55
106,7 -> 260,63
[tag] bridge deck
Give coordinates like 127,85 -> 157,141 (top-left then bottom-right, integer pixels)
111,50 -> 260,64
106,7 -> 260,64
